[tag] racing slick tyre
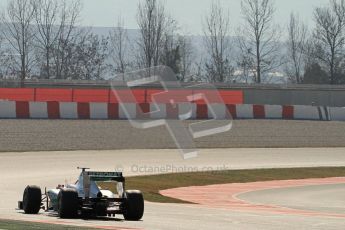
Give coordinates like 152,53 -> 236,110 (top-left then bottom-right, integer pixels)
123,190 -> 144,221
58,188 -> 79,219
23,185 -> 42,214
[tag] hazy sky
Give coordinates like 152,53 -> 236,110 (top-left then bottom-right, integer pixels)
1,0 -> 331,35
83,0 -> 330,34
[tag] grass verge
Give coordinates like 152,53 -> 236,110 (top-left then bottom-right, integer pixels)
0,219 -> 94,230
101,167 -> 345,203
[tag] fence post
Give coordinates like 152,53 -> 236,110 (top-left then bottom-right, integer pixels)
33,88 -> 37,102
191,89 -> 194,103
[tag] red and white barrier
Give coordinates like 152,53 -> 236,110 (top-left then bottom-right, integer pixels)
0,101 -> 343,121
329,107 -> 345,121
0,101 -> 16,118
293,105 -> 320,120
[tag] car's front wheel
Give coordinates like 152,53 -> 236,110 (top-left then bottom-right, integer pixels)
23,185 -> 41,214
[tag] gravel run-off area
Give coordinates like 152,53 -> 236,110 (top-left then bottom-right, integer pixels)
0,119 -> 344,152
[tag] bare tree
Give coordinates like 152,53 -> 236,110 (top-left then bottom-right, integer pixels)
53,0 -> 82,79
33,0 -> 61,79
137,0 -> 167,68
239,0 -> 281,83
236,46 -> 255,83
313,0 -> 345,84
190,58 -> 207,82
109,17 -> 130,80
1,0 -> 36,85
0,36 -> 16,78
203,1 -> 232,83
285,12 -> 308,83
155,17 -> 194,81
66,32 -> 109,80
178,35 -> 194,81
160,18 -> 182,75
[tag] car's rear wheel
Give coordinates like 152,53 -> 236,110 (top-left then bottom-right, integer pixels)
58,188 -> 79,219
23,185 -> 41,214
123,190 -> 144,221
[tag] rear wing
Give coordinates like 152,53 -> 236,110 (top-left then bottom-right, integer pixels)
86,171 -> 125,182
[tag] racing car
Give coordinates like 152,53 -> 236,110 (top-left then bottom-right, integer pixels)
17,167 -> 144,220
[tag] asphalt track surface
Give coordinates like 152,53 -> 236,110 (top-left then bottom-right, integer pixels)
1,149 -> 345,229
238,182 -> 345,216
1,119 -> 345,229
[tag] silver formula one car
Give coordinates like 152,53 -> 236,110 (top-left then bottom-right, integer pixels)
17,168 -> 144,220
